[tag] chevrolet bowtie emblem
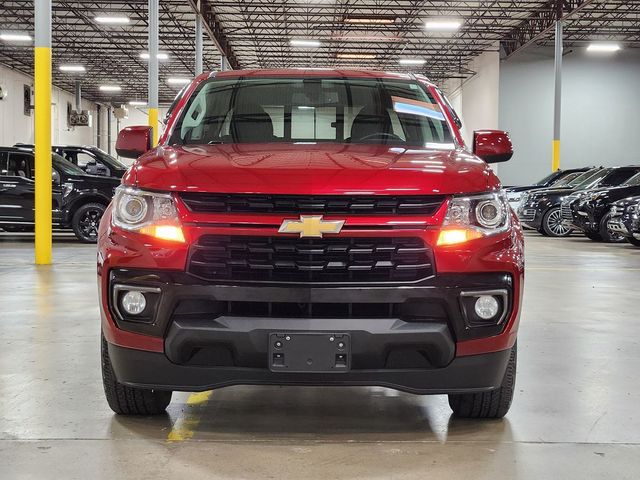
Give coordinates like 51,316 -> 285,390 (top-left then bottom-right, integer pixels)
278,215 -> 345,238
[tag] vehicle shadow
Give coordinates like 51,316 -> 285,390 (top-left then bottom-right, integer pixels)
109,385 -> 515,444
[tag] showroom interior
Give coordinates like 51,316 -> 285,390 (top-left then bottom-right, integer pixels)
1,1 -> 640,479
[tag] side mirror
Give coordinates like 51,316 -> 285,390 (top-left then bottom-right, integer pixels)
116,126 -> 153,159
473,130 -> 514,164
52,169 -> 61,184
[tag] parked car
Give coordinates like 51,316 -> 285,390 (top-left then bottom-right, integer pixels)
14,143 -> 127,178
98,69 -> 524,419
517,166 -> 640,237
561,172 -> 640,242
505,167 -> 590,210
607,195 -> 640,246
0,146 -> 120,242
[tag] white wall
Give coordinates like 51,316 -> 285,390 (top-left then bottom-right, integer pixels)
106,105 -> 168,166
0,64 -> 97,147
0,63 -> 168,167
441,49 -> 501,174
498,46 -> 640,185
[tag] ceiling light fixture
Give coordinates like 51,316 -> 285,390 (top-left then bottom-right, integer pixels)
586,42 -> 621,53
140,52 -> 169,60
399,58 -> 426,65
332,35 -> 403,43
425,19 -> 463,31
99,85 -> 122,92
290,39 -> 321,48
344,16 -> 396,25
94,16 -> 130,25
128,100 -> 148,106
0,33 -> 32,42
336,53 -> 377,60
167,77 -> 191,85
59,65 -> 86,72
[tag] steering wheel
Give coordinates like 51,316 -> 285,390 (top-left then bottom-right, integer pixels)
356,132 -> 404,143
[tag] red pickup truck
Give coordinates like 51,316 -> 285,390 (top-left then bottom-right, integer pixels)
99,69 -> 524,419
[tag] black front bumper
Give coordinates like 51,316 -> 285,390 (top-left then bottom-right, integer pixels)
108,341 -> 513,395
106,269 -> 514,394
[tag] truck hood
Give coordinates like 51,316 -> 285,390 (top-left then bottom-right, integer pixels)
126,143 -> 497,195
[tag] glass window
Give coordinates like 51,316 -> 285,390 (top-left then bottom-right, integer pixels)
7,153 -> 31,178
600,168 -> 640,187
169,77 -> 454,147
51,154 -> 86,175
552,172 -> 581,186
0,151 -> 7,175
535,172 -> 560,186
572,169 -> 609,189
623,173 -> 640,187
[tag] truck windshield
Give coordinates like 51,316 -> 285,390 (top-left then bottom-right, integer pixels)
169,77 -> 454,148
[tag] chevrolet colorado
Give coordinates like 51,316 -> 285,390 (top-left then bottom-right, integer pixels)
99,70 -> 524,419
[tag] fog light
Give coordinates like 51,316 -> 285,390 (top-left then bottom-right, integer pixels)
474,295 -> 499,320
121,291 -> 147,315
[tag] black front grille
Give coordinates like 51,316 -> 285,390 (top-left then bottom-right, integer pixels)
174,298 -> 448,321
188,235 -> 435,284
180,193 -> 445,216
561,203 -> 573,221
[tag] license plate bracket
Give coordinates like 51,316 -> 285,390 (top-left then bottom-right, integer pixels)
268,333 -> 351,373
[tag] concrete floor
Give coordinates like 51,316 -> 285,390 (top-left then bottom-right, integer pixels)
1,232 -> 639,479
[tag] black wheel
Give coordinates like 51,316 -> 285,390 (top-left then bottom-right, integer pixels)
599,213 -> 626,243
542,207 -> 572,237
71,203 -> 105,243
627,237 -> 640,247
537,226 -> 549,236
448,343 -> 517,419
101,334 -> 172,415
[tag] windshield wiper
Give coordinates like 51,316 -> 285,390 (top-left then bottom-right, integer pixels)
208,140 -> 226,145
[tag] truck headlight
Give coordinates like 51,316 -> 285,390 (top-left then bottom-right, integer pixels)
112,186 -> 185,243
438,191 -> 510,246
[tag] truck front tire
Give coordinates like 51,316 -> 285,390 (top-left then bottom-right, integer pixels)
448,343 -> 517,419
72,203 -> 105,243
101,334 -> 172,415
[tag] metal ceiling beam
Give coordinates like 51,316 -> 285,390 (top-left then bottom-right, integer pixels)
500,0 -> 596,58
186,0 -> 240,69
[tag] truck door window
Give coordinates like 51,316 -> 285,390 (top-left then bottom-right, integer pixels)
7,153 -> 31,178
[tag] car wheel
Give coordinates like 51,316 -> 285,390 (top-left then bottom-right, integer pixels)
71,203 -> 105,243
448,342 -> 517,419
627,237 -> 640,247
101,333 -> 172,415
542,207 -> 572,237
599,213 -> 626,243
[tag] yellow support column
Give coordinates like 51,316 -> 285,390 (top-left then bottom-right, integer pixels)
148,0 -> 159,147
34,0 -> 53,265
552,140 -> 561,172
148,107 -> 159,146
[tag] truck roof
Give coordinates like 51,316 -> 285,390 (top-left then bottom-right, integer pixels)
212,68 -> 432,83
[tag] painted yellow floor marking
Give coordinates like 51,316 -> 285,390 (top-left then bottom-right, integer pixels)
166,390 -> 213,442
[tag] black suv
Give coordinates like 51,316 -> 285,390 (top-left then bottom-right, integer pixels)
15,144 -> 127,178
517,166 -> 640,237
0,146 -> 120,242
608,196 -> 640,246
562,172 -> 640,242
